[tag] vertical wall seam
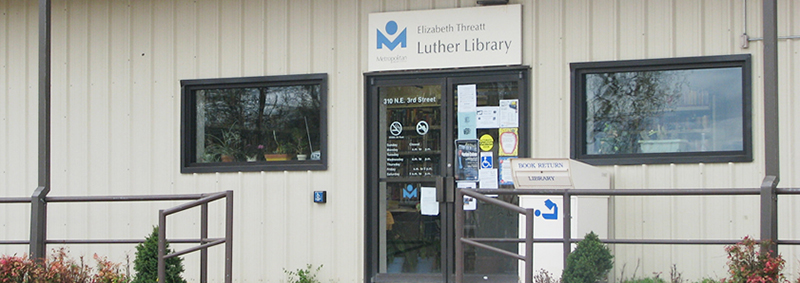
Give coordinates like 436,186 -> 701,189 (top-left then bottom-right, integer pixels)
306,170 -> 312,264
283,170 -> 289,271
615,0 -> 620,60
285,0 -> 290,74
85,0 -> 93,241
64,0 -> 71,199
308,0 -> 314,72
239,0 -> 244,76
728,163 -> 735,237
699,162 -> 707,275
168,0 -> 175,188
330,1 -> 338,279
24,0 -> 31,195
700,0 -> 706,55
27,0 -> 34,196
104,0 -> 113,250
217,0 -> 221,77
669,163 -> 676,264
127,0 -> 134,191
105,0 -> 112,196
86,0 -> 93,197
643,0 -> 648,58
559,0 -> 565,156
671,0 -> 676,57
2,0 -> 8,195
262,0 -> 267,75
149,0 -> 156,194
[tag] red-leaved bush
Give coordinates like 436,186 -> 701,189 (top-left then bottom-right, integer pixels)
0,248 -> 129,283
722,236 -> 786,283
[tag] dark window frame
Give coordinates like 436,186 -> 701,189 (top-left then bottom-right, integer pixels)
180,73 -> 328,173
570,55 -> 752,165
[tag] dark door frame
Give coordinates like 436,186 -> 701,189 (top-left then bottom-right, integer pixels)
365,66 -> 530,282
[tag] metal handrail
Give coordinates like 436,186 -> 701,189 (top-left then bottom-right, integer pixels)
0,193 -> 208,245
0,192 -> 233,283
456,189 -> 534,283
158,190 -> 233,283
454,175 -> 799,282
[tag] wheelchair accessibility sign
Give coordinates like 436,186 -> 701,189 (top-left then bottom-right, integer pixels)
480,153 -> 493,169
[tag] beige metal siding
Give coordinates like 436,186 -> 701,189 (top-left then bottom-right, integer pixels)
1,0 -> 800,282
1,0 -> 37,256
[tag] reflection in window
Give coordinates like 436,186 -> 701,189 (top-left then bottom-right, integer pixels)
571,55 -> 751,165
586,68 -> 743,154
181,74 -> 327,173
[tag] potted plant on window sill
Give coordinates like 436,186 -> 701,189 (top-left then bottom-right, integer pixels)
264,142 -> 293,161
637,126 -> 688,153
206,129 -> 242,162
244,144 -> 265,162
291,129 -> 310,161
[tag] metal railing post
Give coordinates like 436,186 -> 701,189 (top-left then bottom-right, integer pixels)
30,187 -> 49,259
525,208 -> 534,283
158,211 -> 167,283
225,191 -> 234,283
201,203 -> 209,283
562,191 -> 571,270
760,175 -> 779,255
32,0 -> 52,262
455,190 -> 464,283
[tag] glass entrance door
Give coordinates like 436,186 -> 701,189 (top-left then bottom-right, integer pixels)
378,82 -> 447,282
366,68 -> 529,283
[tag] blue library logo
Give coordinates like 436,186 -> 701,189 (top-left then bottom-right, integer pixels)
377,21 -> 407,51
403,185 -> 418,199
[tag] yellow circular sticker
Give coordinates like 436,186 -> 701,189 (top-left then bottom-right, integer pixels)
479,134 -> 494,151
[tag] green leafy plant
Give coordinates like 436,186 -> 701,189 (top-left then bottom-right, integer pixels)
535,268 -> 562,283
562,231 -> 614,283
284,264 -> 323,283
132,226 -> 187,283
621,278 -> 667,283
722,236 -> 786,283
205,128 -> 243,161
291,128 -> 310,155
94,254 -> 131,283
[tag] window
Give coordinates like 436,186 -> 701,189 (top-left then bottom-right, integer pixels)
181,74 -> 327,173
571,55 -> 752,165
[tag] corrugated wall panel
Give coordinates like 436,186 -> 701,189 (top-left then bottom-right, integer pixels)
779,0 -> 800,277
534,0 -> 566,158
0,0 -> 7,253
1,0 -> 33,256
646,0 -> 674,58
3,0 -> 800,281
107,0 -> 135,250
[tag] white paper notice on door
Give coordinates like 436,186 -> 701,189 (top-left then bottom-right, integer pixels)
499,99 -> 519,128
476,106 -> 500,129
457,85 -> 477,113
420,187 -> 439,216
458,182 -> 477,211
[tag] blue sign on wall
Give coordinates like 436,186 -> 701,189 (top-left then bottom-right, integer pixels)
313,191 -> 327,203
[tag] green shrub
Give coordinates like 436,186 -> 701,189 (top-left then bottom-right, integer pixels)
285,264 -> 323,283
562,232 -> 613,283
132,226 -> 187,283
620,278 -> 667,283
535,268 -> 562,283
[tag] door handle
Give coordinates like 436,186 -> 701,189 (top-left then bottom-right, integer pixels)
436,176 -> 456,203
436,176 -> 444,203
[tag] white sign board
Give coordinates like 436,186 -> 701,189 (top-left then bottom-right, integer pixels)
368,5 -> 522,71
